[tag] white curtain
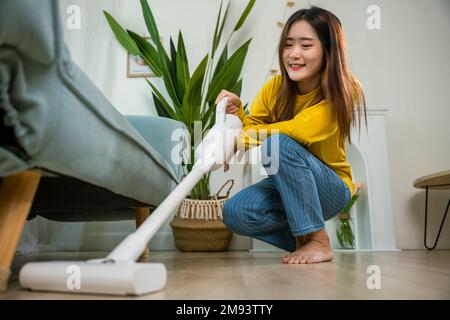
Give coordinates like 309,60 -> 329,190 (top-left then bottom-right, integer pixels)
17,0 -> 118,254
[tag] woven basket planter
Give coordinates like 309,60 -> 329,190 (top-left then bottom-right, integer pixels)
170,179 -> 234,252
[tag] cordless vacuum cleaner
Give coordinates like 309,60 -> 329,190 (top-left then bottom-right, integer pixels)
19,98 -> 242,296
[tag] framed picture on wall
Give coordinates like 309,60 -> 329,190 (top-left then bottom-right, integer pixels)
126,36 -> 155,78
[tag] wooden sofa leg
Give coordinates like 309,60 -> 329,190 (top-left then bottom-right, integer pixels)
0,170 -> 41,292
135,207 -> 150,262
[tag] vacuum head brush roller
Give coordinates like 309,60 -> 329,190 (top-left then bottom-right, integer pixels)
18,98 -> 242,296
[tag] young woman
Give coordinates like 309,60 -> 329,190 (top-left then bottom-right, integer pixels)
215,6 -> 367,264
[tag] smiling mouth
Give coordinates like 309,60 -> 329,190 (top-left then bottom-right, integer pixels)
289,63 -> 305,70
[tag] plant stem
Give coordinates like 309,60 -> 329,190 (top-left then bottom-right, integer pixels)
337,218 -> 356,249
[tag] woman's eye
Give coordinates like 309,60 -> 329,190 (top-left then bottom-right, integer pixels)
302,45 -> 312,48
285,43 -> 293,48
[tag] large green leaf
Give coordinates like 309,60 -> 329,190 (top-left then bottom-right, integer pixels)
181,55 -> 208,126
211,1 -> 230,57
140,0 -> 162,47
202,101 -> 216,130
103,11 -> 139,55
169,37 -> 183,102
206,39 -> 252,104
127,30 -> 162,77
155,40 -> 181,108
230,77 -> 243,96
212,44 -> 228,79
152,93 -> 171,118
233,0 -> 256,32
176,31 -> 190,99
169,38 -> 177,79
145,79 -> 180,121
211,1 -> 223,56
140,0 -> 180,107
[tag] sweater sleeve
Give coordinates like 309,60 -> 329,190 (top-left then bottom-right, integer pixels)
238,101 -> 337,149
236,77 -> 279,149
236,78 -> 275,127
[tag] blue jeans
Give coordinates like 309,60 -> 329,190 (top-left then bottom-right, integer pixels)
223,134 -> 351,252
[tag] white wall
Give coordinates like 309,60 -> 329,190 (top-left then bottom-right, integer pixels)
62,0 -> 450,250
330,0 -> 450,249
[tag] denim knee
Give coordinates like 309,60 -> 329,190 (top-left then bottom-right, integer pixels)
222,200 -> 246,235
262,134 -> 308,174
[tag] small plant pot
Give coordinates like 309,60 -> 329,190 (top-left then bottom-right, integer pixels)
170,180 -> 234,252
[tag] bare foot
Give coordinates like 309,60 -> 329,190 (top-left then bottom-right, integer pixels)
283,229 -> 334,264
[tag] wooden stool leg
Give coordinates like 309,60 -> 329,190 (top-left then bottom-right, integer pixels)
0,171 -> 41,292
135,207 -> 150,262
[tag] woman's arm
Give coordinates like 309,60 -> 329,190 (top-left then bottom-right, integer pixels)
216,77 -> 279,127
239,101 -> 338,148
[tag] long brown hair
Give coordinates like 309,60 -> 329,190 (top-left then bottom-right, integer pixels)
274,6 -> 367,145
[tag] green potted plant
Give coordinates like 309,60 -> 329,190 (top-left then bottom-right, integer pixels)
336,181 -> 363,249
104,0 -> 255,251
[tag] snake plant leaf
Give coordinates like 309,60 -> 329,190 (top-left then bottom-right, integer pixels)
170,37 -> 183,102
145,79 -> 180,121
201,101 -> 216,130
211,1 -> 222,55
230,77 -> 243,96
152,92 -> 171,118
170,38 -> 177,79
212,44 -> 228,79
206,39 -> 251,104
140,0 -> 162,48
233,0 -> 256,32
211,1 -> 230,57
103,11 -> 139,56
127,30 -> 162,77
176,31 -> 190,98
156,41 -> 182,108
140,0 -> 181,107
181,54 -> 209,125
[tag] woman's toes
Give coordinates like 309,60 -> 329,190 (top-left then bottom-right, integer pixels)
299,254 -> 309,263
293,256 -> 302,264
287,255 -> 297,264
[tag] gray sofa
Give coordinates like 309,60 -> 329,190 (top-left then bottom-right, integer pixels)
0,0 -> 187,291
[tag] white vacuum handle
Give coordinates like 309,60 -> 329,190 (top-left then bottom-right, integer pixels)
215,97 -> 228,128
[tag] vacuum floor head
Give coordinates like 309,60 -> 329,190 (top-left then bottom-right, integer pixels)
19,261 -> 166,296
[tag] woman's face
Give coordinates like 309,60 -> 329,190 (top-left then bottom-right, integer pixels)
282,20 -> 324,91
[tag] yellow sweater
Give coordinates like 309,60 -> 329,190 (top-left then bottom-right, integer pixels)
236,75 -> 355,197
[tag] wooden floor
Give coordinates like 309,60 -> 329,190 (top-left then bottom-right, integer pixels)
2,250 -> 450,299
